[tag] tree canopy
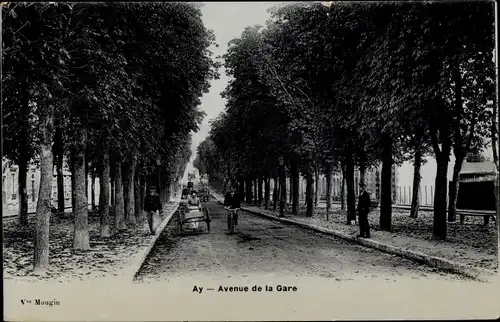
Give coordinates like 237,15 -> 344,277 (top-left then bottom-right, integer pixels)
195,1 -> 495,240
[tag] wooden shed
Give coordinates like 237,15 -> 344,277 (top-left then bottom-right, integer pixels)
456,161 -> 497,211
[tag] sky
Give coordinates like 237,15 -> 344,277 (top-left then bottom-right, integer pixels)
182,2 -> 282,180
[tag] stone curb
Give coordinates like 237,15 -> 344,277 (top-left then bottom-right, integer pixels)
125,201 -> 180,282
211,191 -> 496,283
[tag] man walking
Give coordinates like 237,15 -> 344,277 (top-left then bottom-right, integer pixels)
356,182 -> 371,238
144,186 -> 163,235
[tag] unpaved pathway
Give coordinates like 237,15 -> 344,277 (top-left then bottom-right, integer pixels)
135,200 -> 472,283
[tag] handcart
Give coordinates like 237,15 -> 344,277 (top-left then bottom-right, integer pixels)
176,200 -> 211,235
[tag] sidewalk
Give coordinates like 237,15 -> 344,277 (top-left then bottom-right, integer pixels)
3,198 -> 180,283
211,190 -> 497,282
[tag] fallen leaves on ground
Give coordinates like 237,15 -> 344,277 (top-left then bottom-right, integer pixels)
3,202 -> 179,283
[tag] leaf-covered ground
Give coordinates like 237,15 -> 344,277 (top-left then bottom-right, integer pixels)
240,202 -> 498,273
3,202 -> 179,283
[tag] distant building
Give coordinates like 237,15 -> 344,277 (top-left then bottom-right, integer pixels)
2,158 -> 95,213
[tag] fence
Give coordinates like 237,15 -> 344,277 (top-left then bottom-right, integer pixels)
395,185 -> 435,206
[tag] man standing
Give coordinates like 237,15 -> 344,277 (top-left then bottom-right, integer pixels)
144,186 -> 162,235
356,182 -> 371,238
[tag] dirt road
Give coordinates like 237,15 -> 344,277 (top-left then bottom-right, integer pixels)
135,200 -> 470,282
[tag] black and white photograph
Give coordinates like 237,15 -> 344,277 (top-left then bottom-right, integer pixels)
2,1 -> 500,320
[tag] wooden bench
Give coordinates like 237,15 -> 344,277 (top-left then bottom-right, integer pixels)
458,210 -> 496,225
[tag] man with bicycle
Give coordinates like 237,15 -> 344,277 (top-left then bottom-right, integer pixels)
224,185 -> 241,225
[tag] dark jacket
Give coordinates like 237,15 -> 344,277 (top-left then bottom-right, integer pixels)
356,190 -> 371,216
224,192 -> 241,209
144,193 -> 162,212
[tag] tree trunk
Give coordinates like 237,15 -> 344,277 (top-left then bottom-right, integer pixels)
246,178 -> 253,204
99,176 -> 104,212
123,163 -> 130,224
289,175 -> 293,203
166,179 -> 172,202
410,148 -> 422,218
139,175 -> 146,224
238,177 -> 245,202
110,179 -> 115,209
125,157 -> 137,226
18,151 -> 29,226
91,172 -> 96,212
273,176 -> 278,210
494,12 -> 500,241
433,154 -> 449,240
33,101 -> 55,272
110,158 -> 116,211
160,183 -> 169,205
100,149 -> 111,238
326,164 -> 332,215
258,177 -> 263,205
380,134 -> 393,231
496,174 -> 499,235
253,178 -> 258,205
449,153 -> 465,223
314,168 -> 319,207
85,157 -> 89,205
71,149 -> 76,212
291,159 -> 299,216
305,170 -> 314,217
252,178 -> 256,204
341,170 -> 346,211
279,165 -> 286,216
54,126 -> 65,213
264,177 -> 270,209
134,174 -> 141,224
114,158 -> 126,231
73,128 -> 90,250
345,156 -> 356,223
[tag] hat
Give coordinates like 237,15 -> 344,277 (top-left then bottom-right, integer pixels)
149,186 -> 156,190
359,182 -> 367,188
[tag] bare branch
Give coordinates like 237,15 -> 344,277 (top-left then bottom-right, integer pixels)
261,53 -> 305,118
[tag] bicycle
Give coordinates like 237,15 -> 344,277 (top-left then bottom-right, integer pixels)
225,206 -> 240,234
